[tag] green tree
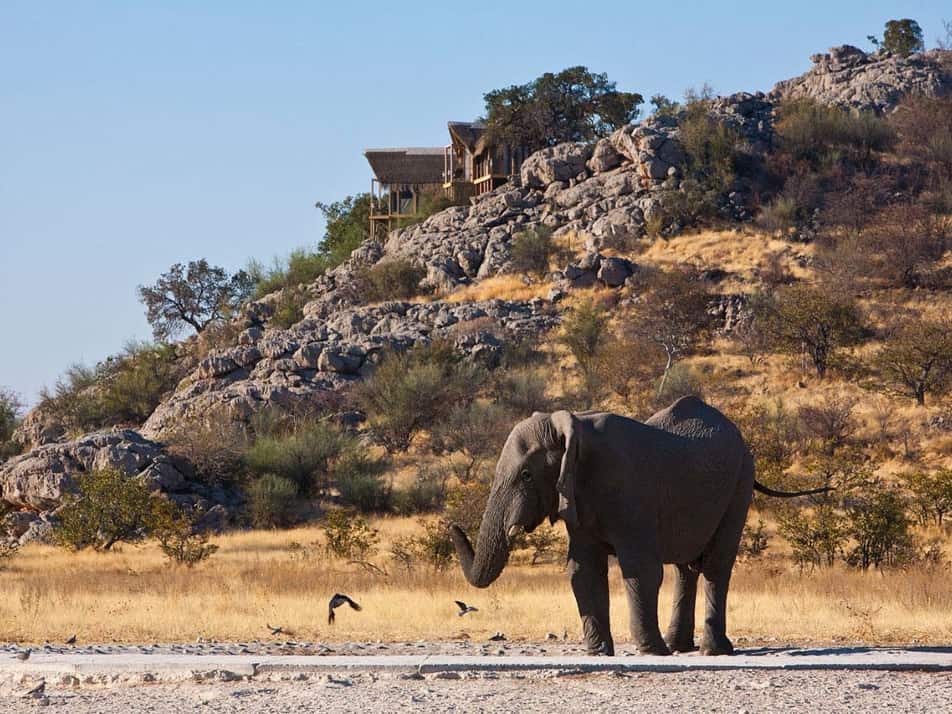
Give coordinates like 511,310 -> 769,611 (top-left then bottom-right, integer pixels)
881,19 -> 925,57
149,499 -> 219,567
484,66 -> 642,151
138,260 -> 254,340
56,468 -> 158,551
559,298 -> 610,396
315,193 -> 373,264
903,470 -> 952,526
0,388 -> 22,460
844,488 -> 915,570
510,226 -> 560,280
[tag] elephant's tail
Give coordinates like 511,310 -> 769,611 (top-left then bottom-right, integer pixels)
754,480 -> 833,498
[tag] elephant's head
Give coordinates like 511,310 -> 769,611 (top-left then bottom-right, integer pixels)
449,411 -> 581,588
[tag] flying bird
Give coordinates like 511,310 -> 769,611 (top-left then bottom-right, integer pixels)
328,593 -> 361,624
266,624 -> 284,636
65,634 -> 77,646
13,649 -> 31,661
454,600 -> 478,616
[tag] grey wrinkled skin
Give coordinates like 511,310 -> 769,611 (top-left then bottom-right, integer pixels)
449,396 -> 755,657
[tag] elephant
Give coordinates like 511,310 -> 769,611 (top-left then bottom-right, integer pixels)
449,396 -> 827,656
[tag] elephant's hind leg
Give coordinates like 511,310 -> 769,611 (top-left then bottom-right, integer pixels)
567,536 -> 614,656
616,546 -> 671,656
699,485 -> 751,656
665,562 -> 700,653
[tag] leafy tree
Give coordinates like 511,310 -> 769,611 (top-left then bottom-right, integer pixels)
149,499 -> 219,567
315,193 -> 373,264
56,468 -> 158,551
845,487 -> 916,570
881,19 -> 925,57
0,388 -> 23,460
247,474 -> 299,528
752,285 -> 864,379
650,94 -> 680,117
322,510 -> 379,561
777,504 -> 847,570
484,66 -> 642,151
902,470 -> 952,526
863,204 -> 949,288
797,393 -> 857,455
679,97 -> 742,194
877,318 -> 952,405
138,260 -> 254,340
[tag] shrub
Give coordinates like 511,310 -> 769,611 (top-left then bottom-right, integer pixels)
314,193 -> 373,266
270,288 -> 307,329
490,368 -> 550,416
755,196 -> 798,234
523,523 -> 566,565
355,342 -> 486,452
150,499 -> 219,567
444,478 -> 492,542
679,96 -> 741,196
356,259 -> 427,302
244,420 -> 351,496
890,96 -> 952,185
0,388 -> 23,461
775,99 -> 894,168
334,452 -> 391,513
559,298 -> 610,395
393,463 -> 451,515
247,249 -> 331,299
0,540 -> 17,568
777,504 -> 847,571
844,488 -> 916,570
432,402 -> 513,480
737,519 -> 770,561
863,205 -> 949,288
56,468 -> 159,551
389,536 -> 417,573
902,470 -> 952,526
734,400 -> 800,487
797,393 -> 857,455
413,519 -> 455,572
322,510 -> 379,561
510,226 -> 558,280
247,474 -> 299,528
655,363 -> 705,406
165,413 -> 249,488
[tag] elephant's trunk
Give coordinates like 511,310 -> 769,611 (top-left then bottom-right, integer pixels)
449,512 -> 511,588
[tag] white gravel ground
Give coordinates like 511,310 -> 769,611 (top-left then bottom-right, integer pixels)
2,669 -> 951,713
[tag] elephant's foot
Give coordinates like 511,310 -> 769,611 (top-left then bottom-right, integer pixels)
664,634 -> 698,654
636,636 -> 671,656
586,640 -> 615,656
699,634 -> 734,656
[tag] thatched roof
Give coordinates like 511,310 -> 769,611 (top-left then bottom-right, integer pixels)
364,148 -> 445,185
447,121 -> 486,152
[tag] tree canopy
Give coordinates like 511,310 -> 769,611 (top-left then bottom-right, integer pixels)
484,66 -> 642,152
873,18 -> 925,57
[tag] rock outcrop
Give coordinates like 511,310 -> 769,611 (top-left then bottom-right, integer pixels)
0,430 -> 232,545
772,46 -> 952,113
141,299 -> 559,440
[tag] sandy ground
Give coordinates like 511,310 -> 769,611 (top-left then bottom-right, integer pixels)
2,669 -> 951,713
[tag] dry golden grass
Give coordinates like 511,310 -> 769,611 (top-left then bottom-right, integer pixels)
2,518 -> 950,647
443,276 -> 550,304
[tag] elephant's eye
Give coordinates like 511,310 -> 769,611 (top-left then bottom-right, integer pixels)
520,469 -> 532,483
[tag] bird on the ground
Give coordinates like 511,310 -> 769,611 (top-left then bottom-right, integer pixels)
266,624 -> 284,636
454,600 -> 478,617
65,634 -> 77,646
13,649 -> 31,661
328,593 -> 361,624
22,681 -> 45,697
488,632 -> 506,641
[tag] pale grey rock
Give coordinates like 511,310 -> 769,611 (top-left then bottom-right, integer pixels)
587,138 -> 623,173
521,143 -> 594,188
597,257 -> 635,287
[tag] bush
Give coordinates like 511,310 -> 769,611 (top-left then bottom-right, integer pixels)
334,452 -> 391,512
0,540 -> 17,568
777,504 -> 847,571
0,388 -> 23,461
559,298 -> 610,396
523,523 -> 566,565
393,463 -> 451,515
775,99 -> 894,168
755,195 -> 798,235
270,288 -> 307,329
247,474 -> 299,528
797,393 -> 857,455
356,259 -> 427,302
56,468 -> 159,551
165,413 -> 249,487
355,342 -> 486,452
902,470 -> 952,526
247,249 -> 331,299
876,317 -> 952,405
679,96 -> 742,196
322,510 -> 379,561
655,363 -> 705,405
244,420 -> 351,497
844,488 -> 916,570
737,519 -> 770,562
38,342 -> 184,434
862,205 -> 949,288
490,368 -> 551,416
890,96 -> 952,185
734,400 -> 800,487
510,226 -> 559,280
150,499 -> 219,567
432,402 -> 513,480
444,478 -> 492,542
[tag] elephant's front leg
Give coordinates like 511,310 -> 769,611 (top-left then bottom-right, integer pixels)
616,546 -> 670,656
665,562 -> 700,653
567,536 -> 614,656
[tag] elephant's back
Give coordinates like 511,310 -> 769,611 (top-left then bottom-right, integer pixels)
646,396 -> 740,445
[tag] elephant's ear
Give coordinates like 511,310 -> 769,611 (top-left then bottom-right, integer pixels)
549,410 -> 580,528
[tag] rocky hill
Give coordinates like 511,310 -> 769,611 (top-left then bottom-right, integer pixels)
3,44 -> 952,544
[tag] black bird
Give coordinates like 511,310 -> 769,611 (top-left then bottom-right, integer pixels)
23,681 -> 45,697
488,632 -> 506,641
266,624 -> 284,636
13,649 -> 31,661
328,593 -> 361,624
454,600 -> 478,617
65,634 -> 77,646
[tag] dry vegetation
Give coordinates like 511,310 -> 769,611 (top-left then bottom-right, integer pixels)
1,516 -> 949,646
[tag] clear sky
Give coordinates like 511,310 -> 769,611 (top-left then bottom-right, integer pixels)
1,1 -> 949,406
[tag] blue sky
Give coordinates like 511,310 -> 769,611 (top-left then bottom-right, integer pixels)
1,1 -> 949,406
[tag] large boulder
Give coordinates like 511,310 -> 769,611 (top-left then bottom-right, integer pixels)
521,143 -> 594,188
772,46 -> 952,113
